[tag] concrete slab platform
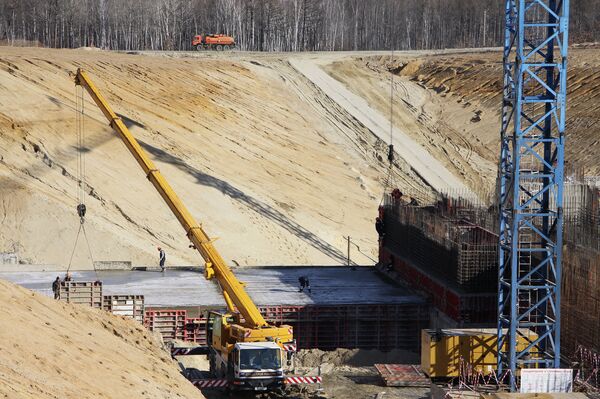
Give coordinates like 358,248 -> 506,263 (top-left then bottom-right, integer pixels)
0,266 -> 425,308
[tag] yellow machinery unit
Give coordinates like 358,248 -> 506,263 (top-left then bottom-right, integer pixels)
421,328 -> 539,378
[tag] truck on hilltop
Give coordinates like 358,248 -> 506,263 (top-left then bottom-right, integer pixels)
192,34 -> 235,51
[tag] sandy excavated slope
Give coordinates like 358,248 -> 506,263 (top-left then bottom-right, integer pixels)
0,279 -> 202,398
0,47 -> 398,268
325,47 -> 600,197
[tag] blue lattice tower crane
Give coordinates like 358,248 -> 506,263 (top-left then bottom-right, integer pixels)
497,0 -> 569,391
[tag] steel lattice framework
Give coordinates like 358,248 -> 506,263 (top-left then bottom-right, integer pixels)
497,0 -> 569,390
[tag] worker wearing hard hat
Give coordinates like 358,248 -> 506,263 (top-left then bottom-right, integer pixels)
158,247 -> 166,272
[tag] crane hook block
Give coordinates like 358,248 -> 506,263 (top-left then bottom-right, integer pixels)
205,261 -> 215,280
387,144 -> 394,163
77,203 -> 87,219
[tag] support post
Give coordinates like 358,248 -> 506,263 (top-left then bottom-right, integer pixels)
347,236 -> 351,267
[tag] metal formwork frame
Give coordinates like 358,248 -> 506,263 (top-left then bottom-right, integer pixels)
497,0 -> 569,390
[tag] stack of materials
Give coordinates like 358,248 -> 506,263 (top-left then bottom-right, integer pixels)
374,364 -> 430,387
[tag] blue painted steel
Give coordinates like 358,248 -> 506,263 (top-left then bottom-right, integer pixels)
497,0 -> 569,391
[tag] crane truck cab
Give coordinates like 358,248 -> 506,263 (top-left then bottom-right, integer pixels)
229,342 -> 285,390
207,311 -> 294,391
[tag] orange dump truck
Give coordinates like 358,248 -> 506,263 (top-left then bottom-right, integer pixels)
192,34 -> 235,51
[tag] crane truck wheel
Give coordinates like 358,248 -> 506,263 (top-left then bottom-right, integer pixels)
223,45 -> 230,51
215,44 -> 223,51
196,44 -> 204,51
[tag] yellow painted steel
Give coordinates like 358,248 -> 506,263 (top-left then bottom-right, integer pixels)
421,328 -> 539,378
211,312 -> 293,356
74,69 -> 269,329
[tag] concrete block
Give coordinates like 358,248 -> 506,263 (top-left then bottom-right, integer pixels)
94,261 -> 132,271
0,252 -> 18,265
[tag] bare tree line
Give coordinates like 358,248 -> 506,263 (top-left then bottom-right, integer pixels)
0,0 -> 598,51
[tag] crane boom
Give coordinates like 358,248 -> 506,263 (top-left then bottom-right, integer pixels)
74,68 -> 268,329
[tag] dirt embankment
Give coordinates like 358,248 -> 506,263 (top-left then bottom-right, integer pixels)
390,49 -> 600,177
0,47 -> 387,268
0,278 -> 202,398
296,348 -> 419,368
325,48 -> 600,197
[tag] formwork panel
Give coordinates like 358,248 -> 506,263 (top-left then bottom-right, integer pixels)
183,317 -> 207,345
380,248 -> 496,324
259,303 -> 429,351
103,295 -> 145,324
420,328 -> 539,378
144,309 -> 186,341
59,281 -> 103,308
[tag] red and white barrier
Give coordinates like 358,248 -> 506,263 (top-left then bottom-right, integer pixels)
170,346 -> 208,357
285,376 -> 323,385
171,347 -> 193,356
191,379 -> 228,388
283,344 -> 297,352
189,376 -> 322,389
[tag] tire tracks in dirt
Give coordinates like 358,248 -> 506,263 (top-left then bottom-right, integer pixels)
287,56 -> 477,200
274,59 -> 433,202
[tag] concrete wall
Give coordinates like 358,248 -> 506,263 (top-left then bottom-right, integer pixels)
94,261 -> 132,271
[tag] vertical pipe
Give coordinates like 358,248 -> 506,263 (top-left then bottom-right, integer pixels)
347,236 -> 351,267
507,1 -> 526,389
554,0 -> 570,368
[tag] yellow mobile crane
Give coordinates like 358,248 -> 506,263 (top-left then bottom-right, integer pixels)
74,69 -> 295,391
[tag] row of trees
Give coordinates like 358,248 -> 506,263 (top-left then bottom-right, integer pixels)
1,0 -> 598,52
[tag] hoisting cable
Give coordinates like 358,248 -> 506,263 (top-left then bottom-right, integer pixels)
66,84 -> 97,279
380,46 -> 397,206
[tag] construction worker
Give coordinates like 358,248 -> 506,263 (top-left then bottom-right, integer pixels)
298,276 -> 311,294
64,272 -> 72,282
158,247 -> 166,272
375,216 -> 385,239
52,276 -> 60,299
387,255 -> 395,272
